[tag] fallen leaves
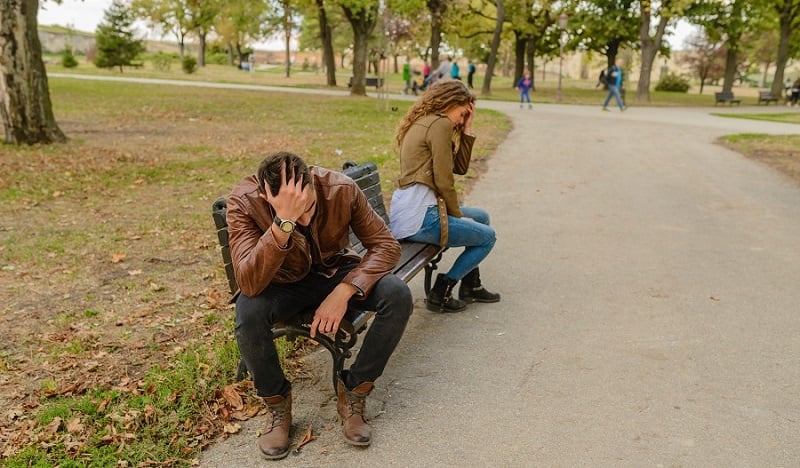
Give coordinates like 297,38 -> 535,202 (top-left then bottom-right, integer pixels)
295,423 -> 315,453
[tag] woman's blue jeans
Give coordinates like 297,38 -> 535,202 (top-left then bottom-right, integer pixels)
406,206 -> 496,281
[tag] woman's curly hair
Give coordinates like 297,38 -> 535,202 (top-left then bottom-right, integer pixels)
395,80 -> 476,148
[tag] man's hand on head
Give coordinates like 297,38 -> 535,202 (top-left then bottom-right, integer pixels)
260,163 -> 312,222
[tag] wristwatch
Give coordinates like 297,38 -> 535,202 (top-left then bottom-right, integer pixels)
273,215 -> 296,234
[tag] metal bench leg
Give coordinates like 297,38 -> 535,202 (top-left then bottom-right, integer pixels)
424,250 -> 446,296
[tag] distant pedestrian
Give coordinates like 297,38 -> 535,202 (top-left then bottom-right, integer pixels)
451,60 -> 461,81
402,61 -> 417,95
467,61 -> 476,88
433,56 -> 452,83
791,77 -> 800,107
423,62 -> 431,81
516,70 -> 534,109
602,58 -> 626,112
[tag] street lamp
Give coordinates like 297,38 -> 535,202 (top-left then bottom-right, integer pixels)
556,12 -> 568,102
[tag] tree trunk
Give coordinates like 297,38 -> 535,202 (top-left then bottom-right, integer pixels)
513,31 -> 524,86
525,35 -> 535,81
316,0 -> 336,86
606,39 -> 620,67
636,2 -> 670,102
427,0 -> 446,71
0,0 -> 66,144
721,47 -> 737,93
770,3 -> 797,98
197,30 -> 207,67
761,61 -> 770,88
342,2 -> 379,96
283,3 -> 292,78
227,43 -> 235,66
481,0 -> 504,96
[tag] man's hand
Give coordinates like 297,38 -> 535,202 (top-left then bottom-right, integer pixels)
310,283 -> 357,338
259,163 -> 312,222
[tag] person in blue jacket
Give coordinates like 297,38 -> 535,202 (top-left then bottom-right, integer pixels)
516,70 -> 534,109
602,58 -> 627,111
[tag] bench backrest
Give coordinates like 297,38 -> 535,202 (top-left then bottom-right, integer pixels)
212,162 -> 387,295
759,91 -> 774,97
716,91 -> 734,98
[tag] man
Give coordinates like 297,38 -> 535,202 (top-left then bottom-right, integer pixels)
227,151 -> 412,460
602,57 -> 627,112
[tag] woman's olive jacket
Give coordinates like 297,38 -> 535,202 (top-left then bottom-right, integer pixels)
396,113 -> 475,245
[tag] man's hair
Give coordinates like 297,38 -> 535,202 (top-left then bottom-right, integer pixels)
256,151 -> 312,197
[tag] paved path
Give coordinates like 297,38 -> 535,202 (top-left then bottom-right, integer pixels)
123,80 -> 796,467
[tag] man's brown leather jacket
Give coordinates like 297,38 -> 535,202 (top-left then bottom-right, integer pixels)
226,166 -> 401,298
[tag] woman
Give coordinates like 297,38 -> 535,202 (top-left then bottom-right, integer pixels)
389,80 -> 500,313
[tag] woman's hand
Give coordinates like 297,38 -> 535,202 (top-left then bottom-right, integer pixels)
462,102 -> 475,135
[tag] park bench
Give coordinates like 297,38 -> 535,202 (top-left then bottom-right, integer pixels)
714,91 -> 741,106
212,161 -> 444,391
348,76 -> 384,89
757,91 -> 779,105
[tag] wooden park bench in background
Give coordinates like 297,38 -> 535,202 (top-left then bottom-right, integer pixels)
348,76 -> 384,89
212,161 -> 444,391
757,91 -> 779,105
714,91 -> 741,106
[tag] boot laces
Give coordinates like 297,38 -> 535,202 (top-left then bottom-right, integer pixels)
346,393 -> 366,418
267,402 -> 287,429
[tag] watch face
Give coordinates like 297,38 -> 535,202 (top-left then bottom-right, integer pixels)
279,220 -> 295,233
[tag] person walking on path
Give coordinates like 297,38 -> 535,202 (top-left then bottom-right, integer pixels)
389,81 -> 500,313
227,152 -> 413,459
602,58 -> 626,111
451,60 -> 461,81
433,56 -> 452,83
467,61 -> 476,89
516,70 -> 534,109
402,61 -> 417,95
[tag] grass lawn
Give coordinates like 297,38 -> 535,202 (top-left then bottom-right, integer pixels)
0,77 -> 510,465
711,112 -> 800,125
48,55 -> 740,108
719,134 -> 800,185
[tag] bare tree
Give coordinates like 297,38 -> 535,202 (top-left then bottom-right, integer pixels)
679,29 -> 725,94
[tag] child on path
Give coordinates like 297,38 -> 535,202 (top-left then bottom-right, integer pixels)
516,71 -> 533,109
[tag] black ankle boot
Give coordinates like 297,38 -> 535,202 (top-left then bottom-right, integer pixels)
458,268 -> 500,303
427,274 -> 467,312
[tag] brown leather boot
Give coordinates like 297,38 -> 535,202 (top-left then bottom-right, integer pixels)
257,393 -> 292,460
336,378 -> 374,446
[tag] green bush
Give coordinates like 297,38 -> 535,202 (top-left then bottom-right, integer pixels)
61,47 -> 79,68
150,52 -> 172,71
655,72 -> 690,93
206,52 -> 228,65
182,55 -> 197,74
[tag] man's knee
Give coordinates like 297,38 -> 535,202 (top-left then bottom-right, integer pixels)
236,294 -> 277,330
373,275 -> 413,317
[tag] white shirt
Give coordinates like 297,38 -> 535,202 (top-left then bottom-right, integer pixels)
389,184 -> 437,240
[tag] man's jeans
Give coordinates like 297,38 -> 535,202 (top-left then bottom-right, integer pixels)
235,263 -> 412,397
406,206 -> 496,281
603,85 -> 625,109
